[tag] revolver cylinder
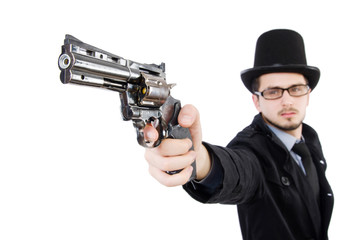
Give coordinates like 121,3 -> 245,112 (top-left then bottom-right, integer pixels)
139,73 -> 171,107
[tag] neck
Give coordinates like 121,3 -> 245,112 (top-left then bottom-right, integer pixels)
283,127 -> 302,139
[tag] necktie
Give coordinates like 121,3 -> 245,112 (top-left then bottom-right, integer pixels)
292,142 -> 320,198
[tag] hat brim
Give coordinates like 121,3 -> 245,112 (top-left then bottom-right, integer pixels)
240,64 -> 320,93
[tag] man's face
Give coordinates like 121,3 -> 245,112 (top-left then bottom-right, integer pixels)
252,72 -> 311,136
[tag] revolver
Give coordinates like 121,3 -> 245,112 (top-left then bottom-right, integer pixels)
58,35 -> 195,179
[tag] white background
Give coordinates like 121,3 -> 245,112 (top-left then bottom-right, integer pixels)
1,0 -> 361,239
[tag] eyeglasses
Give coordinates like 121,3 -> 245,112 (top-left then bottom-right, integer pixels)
254,84 -> 310,100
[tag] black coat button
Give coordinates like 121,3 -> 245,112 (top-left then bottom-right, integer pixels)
281,176 -> 290,186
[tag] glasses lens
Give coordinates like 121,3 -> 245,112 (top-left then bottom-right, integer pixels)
288,85 -> 309,96
263,89 -> 283,99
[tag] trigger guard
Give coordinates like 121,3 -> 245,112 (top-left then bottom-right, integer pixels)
136,129 -> 162,148
134,120 -> 163,148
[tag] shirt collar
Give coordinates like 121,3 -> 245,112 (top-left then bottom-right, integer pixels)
266,124 -> 299,151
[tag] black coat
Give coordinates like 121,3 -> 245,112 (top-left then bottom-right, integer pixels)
184,114 -> 334,240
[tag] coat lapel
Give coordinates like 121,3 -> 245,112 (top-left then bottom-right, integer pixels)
283,156 -> 322,239
307,143 -> 334,239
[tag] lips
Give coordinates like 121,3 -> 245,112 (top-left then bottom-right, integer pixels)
281,112 -> 296,118
279,109 -> 298,118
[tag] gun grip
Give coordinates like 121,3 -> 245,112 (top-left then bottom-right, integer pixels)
166,122 -> 197,182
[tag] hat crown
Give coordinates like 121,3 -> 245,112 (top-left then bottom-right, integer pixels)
240,29 -> 320,93
254,29 -> 307,67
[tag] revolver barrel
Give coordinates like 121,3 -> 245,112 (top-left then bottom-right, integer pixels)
58,35 -> 141,92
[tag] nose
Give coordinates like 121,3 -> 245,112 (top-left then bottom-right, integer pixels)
280,89 -> 293,107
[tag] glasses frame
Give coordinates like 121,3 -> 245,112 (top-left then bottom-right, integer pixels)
254,84 -> 310,100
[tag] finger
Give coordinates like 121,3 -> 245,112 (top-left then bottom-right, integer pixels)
146,149 -> 196,172
178,104 -> 199,128
177,104 -> 202,150
155,138 -> 193,156
148,165 -> 194,187
143,124 -> 159,143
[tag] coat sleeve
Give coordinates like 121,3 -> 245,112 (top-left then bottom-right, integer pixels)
183,140 -> 264,205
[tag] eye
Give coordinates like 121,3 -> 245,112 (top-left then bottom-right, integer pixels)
290,86 -> 302,93
265,89 -> 281,96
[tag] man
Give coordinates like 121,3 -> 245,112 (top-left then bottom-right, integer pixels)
144,29 -> 334,240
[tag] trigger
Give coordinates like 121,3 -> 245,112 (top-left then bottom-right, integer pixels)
148,118 -> 160,129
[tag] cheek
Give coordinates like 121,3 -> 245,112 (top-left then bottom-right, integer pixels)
296,97 -> 309,110
259,101 -> 277,115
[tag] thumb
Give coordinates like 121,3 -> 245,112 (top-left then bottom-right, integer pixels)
178,104 -> 202,150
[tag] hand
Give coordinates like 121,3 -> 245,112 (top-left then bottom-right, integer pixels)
144,104 -> 211,187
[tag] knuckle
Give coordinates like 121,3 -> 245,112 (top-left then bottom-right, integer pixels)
149,167 -> 172,187
187,151 -> 196,164
163,179 -> 174,187
144,149 -> 158,163
144,150 -> 151,161
160,160 -> 171,171
148,166 -> 154,175
185,138 -> 193,149
158,172 -> 174,187
157,139 -> 172,153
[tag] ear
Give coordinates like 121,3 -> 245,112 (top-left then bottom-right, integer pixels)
252,94 -> 261,112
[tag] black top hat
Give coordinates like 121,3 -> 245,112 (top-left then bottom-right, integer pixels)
240,29 -> 320,93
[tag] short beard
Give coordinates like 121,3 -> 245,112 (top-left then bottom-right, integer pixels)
262,114 -> 303,131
